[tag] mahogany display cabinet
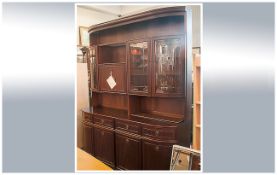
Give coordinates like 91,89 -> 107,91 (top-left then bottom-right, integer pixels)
81,6 -> 193,170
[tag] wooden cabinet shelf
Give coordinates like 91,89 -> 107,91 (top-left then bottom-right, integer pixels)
93,107 -> 128,120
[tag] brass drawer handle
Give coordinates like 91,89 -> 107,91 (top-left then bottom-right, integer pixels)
101,131 -> 104,136
155,130 -> 159,136
125,138 -> 129,143
100,119 -> 104,124
155,146 -> 159,151
125,125 -> 129,130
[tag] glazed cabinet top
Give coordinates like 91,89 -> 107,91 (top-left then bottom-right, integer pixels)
86,6 -> 192,127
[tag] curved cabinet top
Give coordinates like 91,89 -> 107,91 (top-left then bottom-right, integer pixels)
88,6 -> 190,33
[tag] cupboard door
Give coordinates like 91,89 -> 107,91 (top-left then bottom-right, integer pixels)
94,127 -> 115,167
98,64 -> 126,93
153,37 -> 185,96
115,133 -> 141,170
128,41 -> 151,95
82,122 -> 93,155
142,140 -> 173,170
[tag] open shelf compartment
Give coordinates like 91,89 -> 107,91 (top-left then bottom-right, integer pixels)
98,43 -> 126,64
92,92 -> 128,119
129,95 -> 185,123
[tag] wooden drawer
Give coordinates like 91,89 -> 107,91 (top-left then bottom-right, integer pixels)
93,114 -> 114,128
142,125 -> 177,140
83,112 -> 93,122
115,120 -> 141,135
98,64 -> 126,93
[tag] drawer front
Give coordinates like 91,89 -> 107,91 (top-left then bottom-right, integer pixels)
83,112 -> 93,122
142,126 -> 177,140
98,64 -> 126,93
93,114 -> 114,128
115,120 -> 140,135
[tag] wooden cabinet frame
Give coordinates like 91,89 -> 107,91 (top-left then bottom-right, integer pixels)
81,6 -> 193,170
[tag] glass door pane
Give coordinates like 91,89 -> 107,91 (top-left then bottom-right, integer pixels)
129,42 -> 149,93
155,38 -> 184,94
89,47 -> 97,90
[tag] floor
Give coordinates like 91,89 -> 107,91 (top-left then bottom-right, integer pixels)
77,148 -> 112,171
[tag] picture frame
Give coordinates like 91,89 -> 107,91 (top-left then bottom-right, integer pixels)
170,145 -> 200,170
79,26 -> 89,47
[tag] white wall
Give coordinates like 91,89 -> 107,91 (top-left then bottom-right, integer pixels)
77,5 -> 201,47
76,6 -> 119,45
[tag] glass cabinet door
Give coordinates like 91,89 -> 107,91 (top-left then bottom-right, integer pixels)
89,46 -> 98,90
154,38 -> 184,95
129,41 -> 150,94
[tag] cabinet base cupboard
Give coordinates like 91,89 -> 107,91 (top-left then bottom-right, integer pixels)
81,6 -> 193,170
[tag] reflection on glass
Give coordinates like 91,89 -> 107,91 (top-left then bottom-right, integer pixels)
89,47 -> 97,90
155,38 -> 183,94
129,42 -> 149,93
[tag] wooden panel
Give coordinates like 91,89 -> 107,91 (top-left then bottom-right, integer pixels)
93,93 -> 128,110
115,133 -> 141,170
98,45 -> 126,64
82,121 -> 93,155
142,140 -> 173,170
98,64 -> 126,93
130,96 -> 185,121
96,15 -> 185,42
93,114 -> 114,128
142,125 -> 177,140
94,126 -> 115,167
98,26 -> 130,44
115,119 -> 141,135
147,16 -> 185,37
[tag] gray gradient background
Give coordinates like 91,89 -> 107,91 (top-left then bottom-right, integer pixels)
2,2 -> 275,172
